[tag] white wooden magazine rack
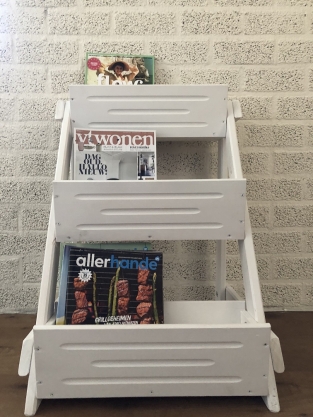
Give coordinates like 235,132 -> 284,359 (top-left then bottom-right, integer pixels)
18,85 -> 284,415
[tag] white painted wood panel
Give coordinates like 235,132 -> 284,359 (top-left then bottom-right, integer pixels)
164,300 -> 245,324
53,179 -> 246,242
33,322 -> 270,399
70,85 -> 228,139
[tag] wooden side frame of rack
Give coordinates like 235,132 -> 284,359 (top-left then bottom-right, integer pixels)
18,85 -> 284,416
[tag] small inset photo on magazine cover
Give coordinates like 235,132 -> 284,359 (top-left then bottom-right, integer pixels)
85,53 -> 155,85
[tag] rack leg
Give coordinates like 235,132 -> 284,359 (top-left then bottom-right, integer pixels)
262,358 -> 280,413
24,355 -> 41,416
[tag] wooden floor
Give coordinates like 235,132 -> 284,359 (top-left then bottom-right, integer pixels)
1,312 -> 312,417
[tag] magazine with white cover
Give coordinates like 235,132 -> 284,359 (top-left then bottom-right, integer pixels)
73,128 -> 156,181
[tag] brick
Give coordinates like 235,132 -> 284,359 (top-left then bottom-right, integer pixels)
50,122 -> 61,151
48,10 -> 110,35
0,259 -> 19,286
151,241 -> 176,253
0,35 -> 12,63
309,69 -> 313,90
215,0 -> 272,4
243,124 -> 304,147
305,179 -> 313,199
241,152 -> 270,174
157,148 -> 207,179
247,179 -> 301,201
182,11 -> 241,35
0,154 -> 17,176
20,181 -> 52,204
274,151 -> 313,174
277,97 -> 313,119
155,68 -> 176,85
303,284 -> 313,306
19,152 -> 57,177
0,179 -> 52,204
244,12 -> 304,35
22,255 -> 44,282
16,0 -> 76,5
149,0 -> 209,4
0,67 -> 46,93
163,286 -> 178,301
0,8 -> 45,34
253,232 -> 301,254
0,180 -> 19,203
181,240 -> 216,254
238,97 -> 272,119
309,126 -> 313,146
274,258 -> 313,280
0,285 -> 39,312
0,123 -> 55,150
16,38 -> 79,64
262,284 -> 301,308
51,70 -> 84,94
277,0 -> 313,5
83,41 -> 144,56
278,42 -> 313,63
247,179 -> 272,201
0,98 -> 15,121
165,258 -> 211,282
18,98 -> 57,121
48,10 -> 81,35
181,285 -> 215,301
227,240 -> 239,255
0,205 -> 18,231
306,232 -> 313,252
244,69 -> 304,92
0,232 -> 46,255
256,257 -> 271,281
85,0 -> 141,5
226,256 -> 270,282
214,41 -> 274,65
226,257 -> 242,281
116,12 -> 175,35
21,205 -> 50,230
181,69 -> 240,91
150,42 -> 209,64
82,11 -> 110,35
248,205 -> 270,228
271,179 -> 302,200
274,205 -> 313,227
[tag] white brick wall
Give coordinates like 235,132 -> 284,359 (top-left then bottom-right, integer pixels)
1,0 -> 313,312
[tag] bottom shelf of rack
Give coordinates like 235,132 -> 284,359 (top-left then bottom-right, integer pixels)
32,301 -> 271,399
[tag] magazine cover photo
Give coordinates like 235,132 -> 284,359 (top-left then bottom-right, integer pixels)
61,248 -> 164,326
85,53 -> 155,85
73,128 -> 156,181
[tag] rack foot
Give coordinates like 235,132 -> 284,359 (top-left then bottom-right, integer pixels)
262,359 -> 280,413
24,355 -> 41,416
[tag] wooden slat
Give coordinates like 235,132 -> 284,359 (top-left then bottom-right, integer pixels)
70,85 -> 228,139
53,179 -> 246,242
33,321 -> 270,399
35,202 -> 60,326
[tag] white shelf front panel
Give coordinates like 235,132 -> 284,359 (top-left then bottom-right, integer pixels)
70,84 -> 228,139
33,302 -> 270,399
53,179 -> 246,242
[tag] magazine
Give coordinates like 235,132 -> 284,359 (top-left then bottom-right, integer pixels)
56,247 -> 163,325
85,53 -> 154,85
73,128 -> 156,181
56,242 -> 152,325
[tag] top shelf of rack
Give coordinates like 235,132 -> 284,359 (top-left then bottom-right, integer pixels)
69,84 -> 228,140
